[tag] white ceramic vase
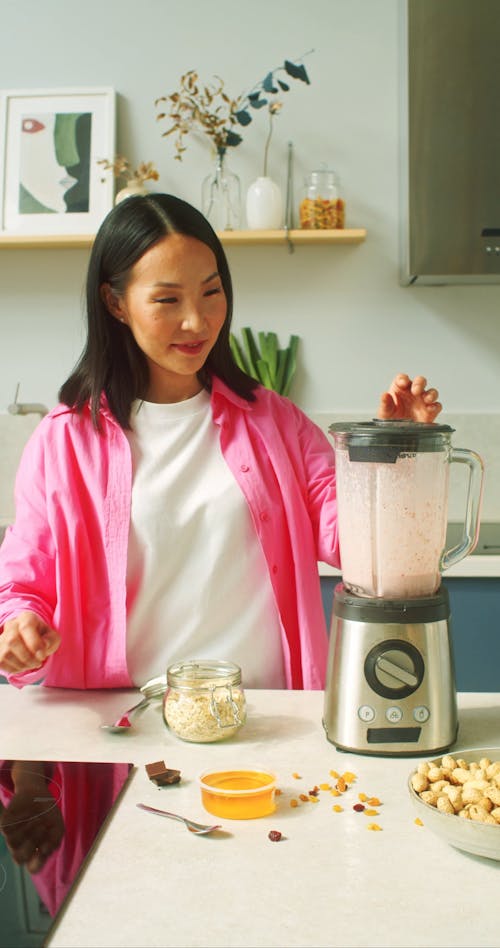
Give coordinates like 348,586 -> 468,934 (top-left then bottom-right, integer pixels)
246,177 -> 283,229
115,179 -> 149,205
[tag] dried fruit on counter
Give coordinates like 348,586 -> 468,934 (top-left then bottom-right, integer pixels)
145,760 -> 181,786
268,830 -> 283,842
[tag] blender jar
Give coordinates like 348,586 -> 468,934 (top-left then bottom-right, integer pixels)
329,420 -> 484,598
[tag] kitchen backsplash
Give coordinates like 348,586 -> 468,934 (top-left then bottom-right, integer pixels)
0,410 -> 498,526
0,413 -> 41,525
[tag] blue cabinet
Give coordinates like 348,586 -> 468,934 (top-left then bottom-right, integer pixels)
320,576 -> 500,692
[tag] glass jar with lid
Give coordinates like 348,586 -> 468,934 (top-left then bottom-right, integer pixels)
299,165 -> 345,229
163,660 -> 246,743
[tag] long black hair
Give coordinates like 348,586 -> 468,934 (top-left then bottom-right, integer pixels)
59,193 -> 258,428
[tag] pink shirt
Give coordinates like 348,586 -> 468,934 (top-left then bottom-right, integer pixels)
0,378 -> 339,690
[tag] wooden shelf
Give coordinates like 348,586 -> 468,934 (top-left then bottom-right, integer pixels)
0,228 -> 366,250
0,233 -> 95,249
217,228 -> 367,246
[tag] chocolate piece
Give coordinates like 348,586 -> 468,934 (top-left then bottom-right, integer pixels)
145,760 -> 181,786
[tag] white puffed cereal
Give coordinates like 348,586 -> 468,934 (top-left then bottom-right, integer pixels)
421,789 -> 439,806
462,784 -> 486,805
441,755 -> 458,770
411,773 -> 429,794
468,804 -> 494,823
485,787 -> 500,806
412,755 -> 500,827
436,795 -> 454,814
443,786 -> 463,811
465,778 -> 490,792
450,767 -> 471,785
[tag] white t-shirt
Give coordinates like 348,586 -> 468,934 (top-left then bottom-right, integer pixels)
125,390 -> 286,688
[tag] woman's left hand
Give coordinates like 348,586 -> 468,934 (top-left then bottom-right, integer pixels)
377,374 -> 442,423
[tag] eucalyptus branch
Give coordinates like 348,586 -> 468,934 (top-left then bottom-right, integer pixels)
156,51 -> 313,162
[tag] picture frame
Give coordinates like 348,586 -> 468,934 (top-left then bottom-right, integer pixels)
0,87 -> 115,235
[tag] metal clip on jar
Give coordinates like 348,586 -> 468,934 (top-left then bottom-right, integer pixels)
163,660 -> 246,743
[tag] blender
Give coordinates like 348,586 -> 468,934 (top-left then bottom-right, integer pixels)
322,420 -> 484,757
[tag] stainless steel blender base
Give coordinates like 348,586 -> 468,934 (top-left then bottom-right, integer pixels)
323,584 -> 458,757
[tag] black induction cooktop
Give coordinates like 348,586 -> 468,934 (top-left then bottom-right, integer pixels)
0,759 -> 134,948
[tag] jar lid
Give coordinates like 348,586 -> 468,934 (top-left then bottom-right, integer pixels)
307,166 -> 339,185
166,660 -> 242,690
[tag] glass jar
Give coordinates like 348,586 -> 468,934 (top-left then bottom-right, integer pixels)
299,166 -> 345,229
163,660 -> 246,743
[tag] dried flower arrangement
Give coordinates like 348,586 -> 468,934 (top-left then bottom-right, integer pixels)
97,156 -> 160,185
155,53 -> 312,167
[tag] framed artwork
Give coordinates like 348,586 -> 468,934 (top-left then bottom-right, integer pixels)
0,87 -> 115,235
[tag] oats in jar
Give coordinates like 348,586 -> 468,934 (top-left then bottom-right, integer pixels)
163,660 -> 246,743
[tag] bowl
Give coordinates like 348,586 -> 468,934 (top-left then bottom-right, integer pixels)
408,746 -> 500,860
199,768 -> 276,820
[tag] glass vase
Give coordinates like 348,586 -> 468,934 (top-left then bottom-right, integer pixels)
202,150 -> 241,231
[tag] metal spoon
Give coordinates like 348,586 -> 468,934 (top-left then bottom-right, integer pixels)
136,803 -> 221,835
101,677 -> 167,732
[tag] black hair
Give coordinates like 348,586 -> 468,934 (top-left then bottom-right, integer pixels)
59,192 -> 257,428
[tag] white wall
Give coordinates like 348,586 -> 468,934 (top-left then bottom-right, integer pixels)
0,0 -> 499,417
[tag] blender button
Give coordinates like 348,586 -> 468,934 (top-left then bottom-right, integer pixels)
358,705 -> 376,722
386,706 -> 403,723
413,705 -> 430,723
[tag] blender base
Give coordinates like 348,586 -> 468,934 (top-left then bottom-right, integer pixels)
323,584 -> 459,757
323,729 -> 459,759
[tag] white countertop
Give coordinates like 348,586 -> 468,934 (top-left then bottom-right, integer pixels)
1,686 -> 499,948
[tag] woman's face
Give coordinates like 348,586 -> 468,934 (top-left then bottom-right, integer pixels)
103,234 -> 227,403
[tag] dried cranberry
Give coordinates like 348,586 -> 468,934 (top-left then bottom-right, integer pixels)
268,830 -> 282,842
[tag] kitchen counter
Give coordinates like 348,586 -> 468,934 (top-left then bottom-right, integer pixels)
1,686 -> 499,948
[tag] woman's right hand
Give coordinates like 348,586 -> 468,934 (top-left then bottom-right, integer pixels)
0,611 -> 61,675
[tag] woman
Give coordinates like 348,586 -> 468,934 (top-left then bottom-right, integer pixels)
0,194 -> 442,690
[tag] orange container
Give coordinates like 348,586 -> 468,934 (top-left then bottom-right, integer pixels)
199,768 -> 276,820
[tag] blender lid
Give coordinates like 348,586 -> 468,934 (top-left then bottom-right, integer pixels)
328,419 -> 456,461
329,419 -> 455,434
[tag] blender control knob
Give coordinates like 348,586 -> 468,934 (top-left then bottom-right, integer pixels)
376,655 -> 418,688
364,640 -> 425,699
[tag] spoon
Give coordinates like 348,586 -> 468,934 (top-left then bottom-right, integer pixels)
101,677 -> 167,732
136,803 -> 221,835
